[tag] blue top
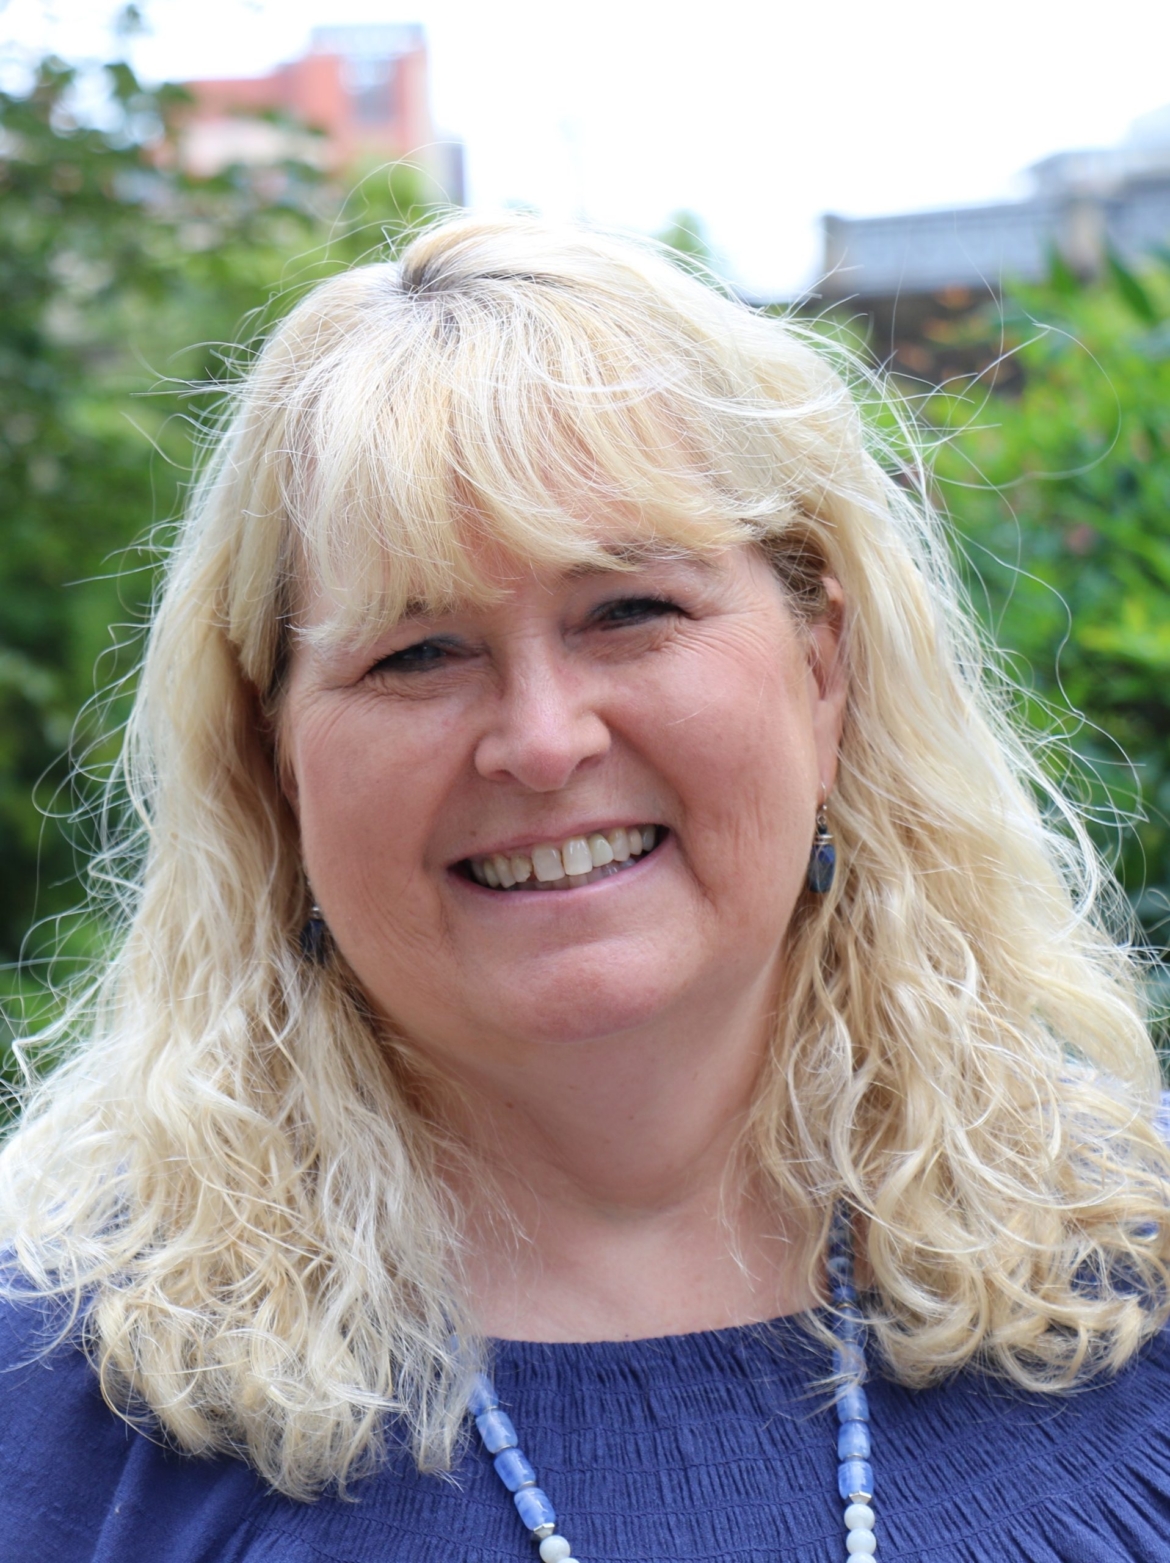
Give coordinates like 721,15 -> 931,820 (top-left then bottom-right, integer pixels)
1,1295 -> 1168,1561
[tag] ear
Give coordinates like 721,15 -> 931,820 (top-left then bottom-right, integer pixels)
281,763 -> 300,817
806,577 -> 848,795
267,704 -> 301,820
277,737 -> 300,818
240,675 -> 301,819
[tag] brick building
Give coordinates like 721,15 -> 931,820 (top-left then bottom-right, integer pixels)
179,24 -> 463,201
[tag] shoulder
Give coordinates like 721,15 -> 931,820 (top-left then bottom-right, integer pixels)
0,1286 -> 136,1557
870,1320 -> 1170,1559
0,1285 -> 129,1540
0,1285 -> 266,1562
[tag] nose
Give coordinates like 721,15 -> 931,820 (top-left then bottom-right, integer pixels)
473,652 -> 611,792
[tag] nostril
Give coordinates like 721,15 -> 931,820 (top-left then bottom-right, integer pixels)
472,701 -> 611,792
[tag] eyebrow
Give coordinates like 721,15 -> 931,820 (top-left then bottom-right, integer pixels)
297,600 -> 447,659
562,543 -> 714,580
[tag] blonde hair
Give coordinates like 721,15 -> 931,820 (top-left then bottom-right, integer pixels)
3,213 -> 1168,1499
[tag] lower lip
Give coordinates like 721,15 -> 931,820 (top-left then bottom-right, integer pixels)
451,833 -> 671,902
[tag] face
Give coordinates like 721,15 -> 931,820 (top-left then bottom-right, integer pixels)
280,541 -> 846,1071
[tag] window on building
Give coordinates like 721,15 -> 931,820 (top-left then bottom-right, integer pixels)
344,56 -> 396,126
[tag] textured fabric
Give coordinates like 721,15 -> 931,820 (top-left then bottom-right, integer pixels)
1,1295 -> 1168,1561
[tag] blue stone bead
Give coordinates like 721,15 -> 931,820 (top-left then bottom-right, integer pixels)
808,843 -> 836,893
466,1372 -> 498,1417
837,1421 -> 871,1461
837,1384 -> 870,1422
837,1307 -> 865,1341
808,840 -> 836,893
493,1446 -> 537,1492
514,1485 -> 557,1532
826,1253 -> 853,1282
298,915 -> 328,962
475,1409 -> 519,1453
838,1458 -> 874,1502
833,1343 -> 865,1377
831,1282 -> 858,1304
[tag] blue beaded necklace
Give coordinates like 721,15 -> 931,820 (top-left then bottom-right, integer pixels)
467,1204 -> 877,1562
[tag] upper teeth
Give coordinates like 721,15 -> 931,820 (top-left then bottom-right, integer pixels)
468,825 -> 659,890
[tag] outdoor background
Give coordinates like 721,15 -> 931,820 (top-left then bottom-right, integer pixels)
2,0 -> 1170,1076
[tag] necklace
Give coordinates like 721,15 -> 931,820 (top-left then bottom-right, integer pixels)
467,1204 -> 877,1561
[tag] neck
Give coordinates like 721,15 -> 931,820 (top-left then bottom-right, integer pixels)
417,977 -> 817,1341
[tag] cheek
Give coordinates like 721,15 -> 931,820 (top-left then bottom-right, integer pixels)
644,652 -> 818,909
284,700 -> 456,929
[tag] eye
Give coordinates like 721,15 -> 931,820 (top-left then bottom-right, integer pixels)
368,637 -> 464,675
590,595 -> 685,629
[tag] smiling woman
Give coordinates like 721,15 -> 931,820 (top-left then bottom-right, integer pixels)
1,215 -> 1169,1562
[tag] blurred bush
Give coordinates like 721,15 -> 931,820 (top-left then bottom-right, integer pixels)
924,253 -> 1170,985
0,49 -> 438,1056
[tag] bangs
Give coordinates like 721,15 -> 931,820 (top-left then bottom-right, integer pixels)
273,262 -> 801,647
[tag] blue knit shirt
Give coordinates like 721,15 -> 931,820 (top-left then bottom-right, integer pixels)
1,1295 -> 1168,1562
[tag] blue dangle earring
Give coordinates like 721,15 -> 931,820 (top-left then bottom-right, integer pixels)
807,803 -> 836,894
299,902 -> 329,964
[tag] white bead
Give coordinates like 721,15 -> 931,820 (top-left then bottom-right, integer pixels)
539,1538 -> 572,1563
844,1503 -> 875,1531
846,1527 -> 877,1556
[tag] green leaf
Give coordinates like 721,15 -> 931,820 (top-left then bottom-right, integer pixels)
1045,245 -> 1082,297
1107,249 -> 1160,325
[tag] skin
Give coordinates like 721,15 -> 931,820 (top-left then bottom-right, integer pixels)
281,539 -> 848,1340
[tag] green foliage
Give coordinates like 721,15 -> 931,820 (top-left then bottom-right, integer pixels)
655,210 -> 717,281
926,254 -> 1170,961
0,52 -> 439,1049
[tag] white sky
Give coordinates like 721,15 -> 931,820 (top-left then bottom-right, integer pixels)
4,0 -> 1170,297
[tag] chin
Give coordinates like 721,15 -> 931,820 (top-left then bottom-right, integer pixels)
478,957 -> 687,1050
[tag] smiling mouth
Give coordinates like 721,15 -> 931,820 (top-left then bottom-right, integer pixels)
460,825 -> 664,892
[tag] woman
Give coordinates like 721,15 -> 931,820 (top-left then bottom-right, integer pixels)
1,213 -> 1169,1562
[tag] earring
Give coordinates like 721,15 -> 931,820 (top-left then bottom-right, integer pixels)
299,903 -> 329,964
807,806 -> 836,894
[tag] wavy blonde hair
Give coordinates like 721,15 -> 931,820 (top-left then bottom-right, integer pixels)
3,213 -> 1169,1499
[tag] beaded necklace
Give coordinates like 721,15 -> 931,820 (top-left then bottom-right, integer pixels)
467,1205 -> 877,1562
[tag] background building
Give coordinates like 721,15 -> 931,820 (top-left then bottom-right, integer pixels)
818,106 -> 1170,383
179,24 -> 464,202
